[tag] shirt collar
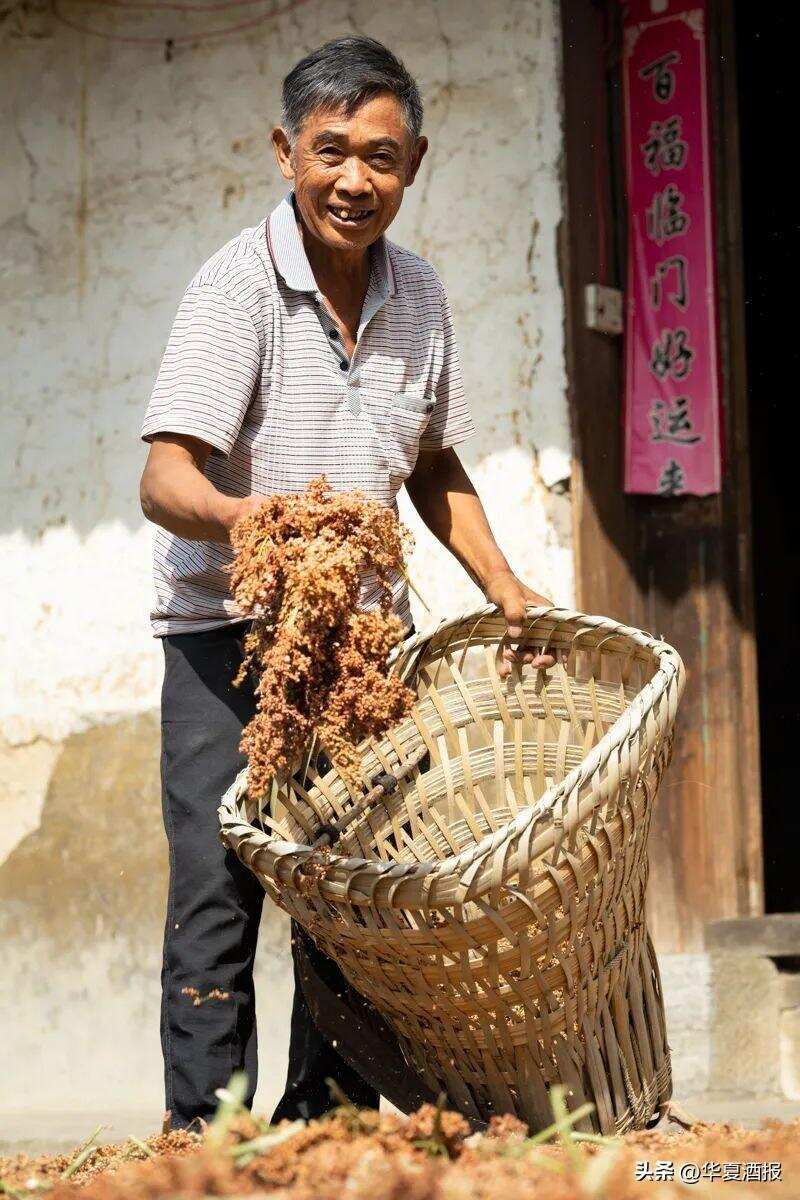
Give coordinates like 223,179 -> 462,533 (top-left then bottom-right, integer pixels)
267,193 -> 396,299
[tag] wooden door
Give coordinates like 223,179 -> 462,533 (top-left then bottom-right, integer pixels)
559,0 -> 762,951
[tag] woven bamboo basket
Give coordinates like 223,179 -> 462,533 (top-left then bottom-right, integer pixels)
219,605 -> 685,1134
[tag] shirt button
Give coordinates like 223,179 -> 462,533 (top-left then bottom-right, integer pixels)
339,361 -> 348,371
329,328 -> 339,340
425,401 -> 434,413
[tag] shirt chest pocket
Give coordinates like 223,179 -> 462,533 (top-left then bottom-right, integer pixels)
362,390 -> 435,482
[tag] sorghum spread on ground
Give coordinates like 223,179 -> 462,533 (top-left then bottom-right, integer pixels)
2,1103 -> 798,1200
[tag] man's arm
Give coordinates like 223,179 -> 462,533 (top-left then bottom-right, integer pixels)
139,433 -> 262,543
405,447 -> 555,677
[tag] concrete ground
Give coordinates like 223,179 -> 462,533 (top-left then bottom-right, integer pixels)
4,1094 -> 800,1158
1,1111 -> 159,1158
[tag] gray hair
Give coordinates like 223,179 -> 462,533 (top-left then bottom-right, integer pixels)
281,36 -> 424,145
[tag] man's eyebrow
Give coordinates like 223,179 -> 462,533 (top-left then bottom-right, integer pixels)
311,131 -> 403,153
367,137 -> 402,152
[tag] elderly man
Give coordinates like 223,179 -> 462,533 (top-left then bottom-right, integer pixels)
140,35 -> 552,1130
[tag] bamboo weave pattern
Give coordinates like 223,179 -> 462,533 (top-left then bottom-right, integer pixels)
219,605 -> 685,1134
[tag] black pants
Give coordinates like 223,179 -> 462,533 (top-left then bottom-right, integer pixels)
160,622 -> 379,1128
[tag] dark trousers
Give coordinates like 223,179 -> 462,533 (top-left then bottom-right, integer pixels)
160,622 -> 379,1128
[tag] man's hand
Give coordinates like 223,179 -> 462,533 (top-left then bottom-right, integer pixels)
226,494 -> 267,534
483,568 -> 556,679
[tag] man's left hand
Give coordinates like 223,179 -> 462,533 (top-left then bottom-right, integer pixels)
483,569 -> 556,679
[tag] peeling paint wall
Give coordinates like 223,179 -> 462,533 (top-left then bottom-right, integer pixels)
1,0 -> 570,1119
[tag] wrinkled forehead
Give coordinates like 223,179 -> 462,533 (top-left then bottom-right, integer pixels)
293,91 -> 415,147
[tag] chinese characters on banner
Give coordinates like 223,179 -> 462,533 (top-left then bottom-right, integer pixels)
622,0 -> 722,496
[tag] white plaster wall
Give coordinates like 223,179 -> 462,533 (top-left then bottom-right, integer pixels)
0,0 -> 571,1123
0,906 -> 294,1130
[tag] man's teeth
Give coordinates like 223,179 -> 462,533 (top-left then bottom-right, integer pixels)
329,207 -> 372,222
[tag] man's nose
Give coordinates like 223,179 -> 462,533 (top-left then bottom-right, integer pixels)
335,156 -> 372,197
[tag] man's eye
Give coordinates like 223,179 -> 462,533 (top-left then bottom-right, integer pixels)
318,146 -> 343,159
371,153 -> 394,165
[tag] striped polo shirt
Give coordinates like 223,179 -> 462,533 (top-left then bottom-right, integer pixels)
141,194 -> 475,636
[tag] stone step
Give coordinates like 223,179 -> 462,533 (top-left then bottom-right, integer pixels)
779,972 -> 800,1010
780,1008 -> 800,1100
704,914 -> 800,957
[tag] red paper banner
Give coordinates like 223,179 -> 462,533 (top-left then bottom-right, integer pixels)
622,0 -> 722,496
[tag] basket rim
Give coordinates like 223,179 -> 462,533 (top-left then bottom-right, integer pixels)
388,601 -> 681,677
218,604 -> 685,902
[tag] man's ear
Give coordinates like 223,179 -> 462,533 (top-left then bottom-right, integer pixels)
405,136 -> 428,186
271,127 -> 295,181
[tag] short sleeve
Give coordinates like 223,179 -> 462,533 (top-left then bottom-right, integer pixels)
419,285 -> 476,451
141,285 -> 261,456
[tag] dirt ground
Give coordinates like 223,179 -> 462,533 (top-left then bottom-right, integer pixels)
2,1103 -> 799,1200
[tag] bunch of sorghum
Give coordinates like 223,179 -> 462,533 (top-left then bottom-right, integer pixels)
229,475 -> 415,796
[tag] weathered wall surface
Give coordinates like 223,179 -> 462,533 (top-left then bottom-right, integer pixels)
0,0 -> 570,1119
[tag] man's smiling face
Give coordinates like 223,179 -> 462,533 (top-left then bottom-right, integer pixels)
272,92 -> 427,253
